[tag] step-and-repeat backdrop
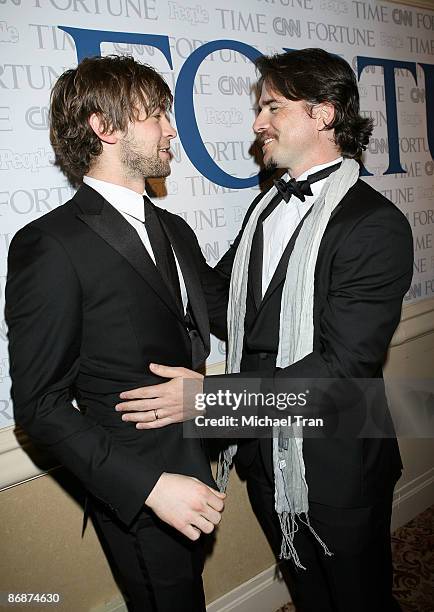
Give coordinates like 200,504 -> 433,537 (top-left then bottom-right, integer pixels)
0,0 -> 433,429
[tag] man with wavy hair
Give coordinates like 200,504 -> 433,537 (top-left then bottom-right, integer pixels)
5,55 -> 226,611
118,49 -> 413,611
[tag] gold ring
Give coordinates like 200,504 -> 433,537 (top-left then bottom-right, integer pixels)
153,409 -> 159,421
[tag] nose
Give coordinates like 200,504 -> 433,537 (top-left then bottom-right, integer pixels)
163,114 -> 177,140
253,109 -> 267,134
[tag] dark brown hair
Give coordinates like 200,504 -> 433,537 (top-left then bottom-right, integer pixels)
49,54 -> 173,187
255,48 -> 373,158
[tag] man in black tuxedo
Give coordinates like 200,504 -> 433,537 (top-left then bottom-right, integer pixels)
117,49 -> 413,611
5,55 -> 226,612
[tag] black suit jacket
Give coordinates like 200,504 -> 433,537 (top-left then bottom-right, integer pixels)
209,178 -> 413,507
6,184 -> 226,526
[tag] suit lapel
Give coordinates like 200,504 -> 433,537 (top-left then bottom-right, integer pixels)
256,206 -> 313,312
74,184 -> 183,321
328,199 -> 345,223
248,224 -> 264,311
160,211 -> 210,354
326,180 -> 358,224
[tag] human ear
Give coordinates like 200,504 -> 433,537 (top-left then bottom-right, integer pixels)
315,103 -> 335,130
88,113 -> 118,144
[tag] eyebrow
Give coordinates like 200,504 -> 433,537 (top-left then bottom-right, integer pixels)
258,97 -> 280,110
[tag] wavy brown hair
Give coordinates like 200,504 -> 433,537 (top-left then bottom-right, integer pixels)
255,48 -> 373,159
49,54 -> 173,187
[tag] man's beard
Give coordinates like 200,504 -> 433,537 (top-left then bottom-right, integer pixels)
120,137 -> 171,179
264,157 -> 277,171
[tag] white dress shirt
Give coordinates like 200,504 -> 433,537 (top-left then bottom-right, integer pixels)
262,158 -> 343,297
83,176 -> 188,311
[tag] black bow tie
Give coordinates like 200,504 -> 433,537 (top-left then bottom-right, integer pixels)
273,177 -> 312,203
273,162 -> 342,203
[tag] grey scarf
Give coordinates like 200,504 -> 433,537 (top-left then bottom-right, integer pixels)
217,159 -> 360,567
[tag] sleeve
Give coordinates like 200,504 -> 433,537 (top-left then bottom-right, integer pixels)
215,190 -> 265,281
194,240 -> 229,341
201,190 -> 268,338
6,225 -> 163,526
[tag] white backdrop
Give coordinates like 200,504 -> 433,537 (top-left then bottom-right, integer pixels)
0,0 -> 433,429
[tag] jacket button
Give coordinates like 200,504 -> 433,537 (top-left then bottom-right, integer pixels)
259,352 -> 268,360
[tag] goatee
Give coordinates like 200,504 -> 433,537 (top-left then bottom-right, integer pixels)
264,157 -> 277,171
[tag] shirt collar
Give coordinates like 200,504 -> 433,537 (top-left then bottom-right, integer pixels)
287,157 -> 343,182
83,176 -> 146,222
283,157 -> 343,201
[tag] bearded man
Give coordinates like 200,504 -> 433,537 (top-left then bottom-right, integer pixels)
5,54 -> 227,612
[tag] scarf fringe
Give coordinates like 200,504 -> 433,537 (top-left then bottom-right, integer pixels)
216,445 -> 236,492
278,510 -> 305,569
299,514 -> 334,558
